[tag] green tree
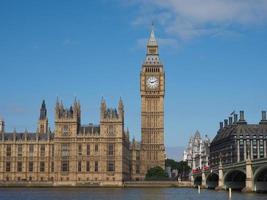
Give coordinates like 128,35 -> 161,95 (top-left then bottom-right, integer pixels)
145,166 -> 169,180
165,159 -> 191,180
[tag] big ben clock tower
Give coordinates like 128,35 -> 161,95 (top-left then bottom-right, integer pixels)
140,27 -> 165,177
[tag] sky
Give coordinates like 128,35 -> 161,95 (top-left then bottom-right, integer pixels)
1,0 -> 267,150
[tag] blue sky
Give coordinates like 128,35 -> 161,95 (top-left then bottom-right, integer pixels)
1,0 -> 267,148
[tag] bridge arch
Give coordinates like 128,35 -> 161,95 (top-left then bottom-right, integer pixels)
254,166 -> 267,192
224,169 -> 246,190
194,176 -> 202,186
206,173 -> 219,189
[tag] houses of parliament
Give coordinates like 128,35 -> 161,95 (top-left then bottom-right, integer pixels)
0,29 -> 165,186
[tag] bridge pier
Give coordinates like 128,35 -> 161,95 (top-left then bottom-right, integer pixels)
201,172 -> 206,188
242,159 -> 253,192
216,163 -> 224,190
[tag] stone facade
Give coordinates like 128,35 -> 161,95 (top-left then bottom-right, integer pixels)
183,131 -> 210,171
0,28 -> 166,185
210,111 -> 267,168
139,27 -> 165,177
0,98 -> 130,186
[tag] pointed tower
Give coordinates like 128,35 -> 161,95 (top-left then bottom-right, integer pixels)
118,97 -> 124,121
140,25 -> 165,177
0,117 -> 4,133
100,97 -> 106,120
146,25 -> 159,56
38,100 -> 48,134
54,98 -> 81,138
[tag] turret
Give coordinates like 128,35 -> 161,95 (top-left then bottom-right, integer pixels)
73,98 -> 81,119
0,117 -> 4,133
13,128 -> 16,141
118,97 -> 124,121
38,100 -> 48,134
100,98 -> 121,122
126,127 -> 129,138
55,98 -> 80,122
100,97 -> 106,120
54,98 -> 81,137
39,100 -> 47,120
147,24 -> 158,55
100,98 -> 124,138
0,118 -> 4,141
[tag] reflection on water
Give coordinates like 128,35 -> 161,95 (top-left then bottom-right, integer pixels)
0,188 -> 266,200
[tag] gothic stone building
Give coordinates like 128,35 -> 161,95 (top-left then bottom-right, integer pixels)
210,111 -> 267,168
183,131 -> 210,171
0,29 -> 165,185
0,98 -> 130,186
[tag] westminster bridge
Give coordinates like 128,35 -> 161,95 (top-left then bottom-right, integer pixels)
192,158 -> 267,192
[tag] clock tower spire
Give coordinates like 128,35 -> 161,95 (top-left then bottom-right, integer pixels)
140,26 -> 165,178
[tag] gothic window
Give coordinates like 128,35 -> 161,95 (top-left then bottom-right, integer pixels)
40,145 -> 45,158
87,144 -> 90,156
6,145 -> 11,157
40,162 -> 45,172
61,144 -> 70,157
95,144 -> 99,152
17,144 -> 22,157
51,162 -> 54,172
78,144 -> 82,156
29,162 -> 33,172
61,160 -> 69,172
107,160 -> 115,172
17,162 -> 22,172
107,144 -> 114,156
86,161 -> 90,172
78,161 -> 82,172
6,162 -> 11,172
29,144 -> 34,158
94,161 -> 98,172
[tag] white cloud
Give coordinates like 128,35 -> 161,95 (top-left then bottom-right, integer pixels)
126,0 -> 267,40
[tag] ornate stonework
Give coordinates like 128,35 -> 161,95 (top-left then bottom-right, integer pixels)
0,28 -> 166,185
140,28 -> 165,176
0,98 -> 130,186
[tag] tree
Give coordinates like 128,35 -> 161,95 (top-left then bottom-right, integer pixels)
165,159 -> 191,180
145,166 -> 169,180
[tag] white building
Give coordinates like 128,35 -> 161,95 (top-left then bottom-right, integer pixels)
183,131 -> 210,171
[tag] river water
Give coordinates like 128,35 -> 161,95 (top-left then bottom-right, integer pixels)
0,188 -> 266,200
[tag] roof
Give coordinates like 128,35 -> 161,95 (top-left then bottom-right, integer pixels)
194,130 -> 201,138
211,123 -> 267,144
1,132 -> 53,141
147,29 -> 158,46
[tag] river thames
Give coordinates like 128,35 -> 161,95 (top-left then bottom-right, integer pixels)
0,188 -> 266,200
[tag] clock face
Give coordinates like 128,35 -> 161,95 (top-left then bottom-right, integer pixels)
146,76 -> 159,89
